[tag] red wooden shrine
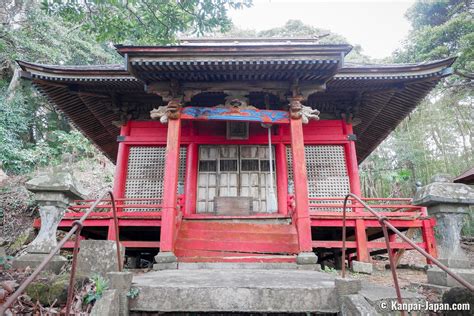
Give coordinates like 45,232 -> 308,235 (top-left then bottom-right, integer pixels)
19,39 -> 454,266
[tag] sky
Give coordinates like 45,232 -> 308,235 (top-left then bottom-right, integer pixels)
228,0 -> 416,59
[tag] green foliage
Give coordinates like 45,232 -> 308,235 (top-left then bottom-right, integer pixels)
223,20 -> 373,63
362,0 -> 474,208
127,287 -> 140,299
322,266 -> 337,274
84,275 -> 109,305
0,7 -> 116,174
42,0 -> 252,45
394,0 -> 473,81
0,256 -> 14,270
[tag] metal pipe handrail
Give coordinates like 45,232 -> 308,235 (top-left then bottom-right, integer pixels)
0,191 -> 123,316
341,193 -> 474,311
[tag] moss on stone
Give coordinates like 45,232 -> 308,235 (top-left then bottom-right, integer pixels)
26,273 -> 76,306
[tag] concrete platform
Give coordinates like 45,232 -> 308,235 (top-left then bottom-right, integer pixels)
131,269 -> 339,313
130,269 -> 424,314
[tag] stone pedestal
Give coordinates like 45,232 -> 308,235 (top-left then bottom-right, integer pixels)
412,174 -> 474,287
77,240 -> 125,278
153,251 -> 178,270
13,167 -> 85,273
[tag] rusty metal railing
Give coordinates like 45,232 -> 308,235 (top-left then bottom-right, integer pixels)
341,193 -> 474,313
0,191 -> 122,316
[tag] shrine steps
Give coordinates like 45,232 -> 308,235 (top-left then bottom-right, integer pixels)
175,220 -> 299,263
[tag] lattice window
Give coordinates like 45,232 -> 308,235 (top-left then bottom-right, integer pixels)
125,146 -> 187,212
286,145 -> 351,211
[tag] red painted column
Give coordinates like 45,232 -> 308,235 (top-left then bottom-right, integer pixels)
276,143 -> 288,215
290,118 -> 313,252
343,121 -> 369,262
184,142 -> 198,215
159,118 -> 182,252
109,121 -> 130,240
421,213 -> 437,264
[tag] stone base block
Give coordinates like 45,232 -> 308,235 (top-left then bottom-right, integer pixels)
439,258 -> 471,269
154,251 -> 177,263
91,289 -> 120,316
77,240 -> 125,278
351,261 -> 373,274
340,294 -> 380,316
296,252 -> 318,265
107,271 -> 133,290
427,267 -> 474,287
153,262 -> 178,270
335,277 -> 362,296
153,251 -> 178,270
13,253 -> 66,274
107,272 -> 133,316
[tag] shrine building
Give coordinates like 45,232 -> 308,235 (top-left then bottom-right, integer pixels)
18,39 -> 454,267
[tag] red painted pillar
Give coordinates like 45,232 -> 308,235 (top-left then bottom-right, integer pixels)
343,121 -> 369,262
276,143 -> 288,215
290,118 -> 313,252
184,142 -> 198,215
421,212 -> 438,264
159,118 -> 182,252
108,121 -> 130,240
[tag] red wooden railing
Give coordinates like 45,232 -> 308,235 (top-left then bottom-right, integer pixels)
340,193 -> 474,316
0,191 -> 123,316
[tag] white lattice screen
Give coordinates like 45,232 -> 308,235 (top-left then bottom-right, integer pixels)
287,145 -> 351,211
125,146 -> 187,212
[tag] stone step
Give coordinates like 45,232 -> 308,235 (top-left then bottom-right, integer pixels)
177,262 -> 320,270
130,269 -> 339,314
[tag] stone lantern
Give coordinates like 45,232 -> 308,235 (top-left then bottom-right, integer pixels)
412,174 -> 474,287
13,166 -> 85,273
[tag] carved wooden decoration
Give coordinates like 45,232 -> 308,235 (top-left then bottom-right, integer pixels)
288,96 -> 320,124
150,99 -> 182,124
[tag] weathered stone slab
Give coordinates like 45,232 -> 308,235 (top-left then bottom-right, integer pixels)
130,269 -> 338,313
360,283 -> 424,314
335,277 -> 362,297
12,253 -> 66,274
296,252 -> 318,265
107,272 -> 133,316
90,289 -> 120,316
412,176 -> 474,206
351,260 -> 373,274
427,267 -> 474,287
77,240 -> 125,278
341,294 -> 380,316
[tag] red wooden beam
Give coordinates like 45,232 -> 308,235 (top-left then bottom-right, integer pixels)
342,121 -> 369,262
184,142 -> 198,215
312,240 -> 426,249
289,118 -> 313,252
276,143 -> 288,215
160,118 -> 182,252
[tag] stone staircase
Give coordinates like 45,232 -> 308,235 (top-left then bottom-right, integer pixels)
175,220 -> 299,263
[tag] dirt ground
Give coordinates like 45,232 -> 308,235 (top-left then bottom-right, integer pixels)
347,238 -> 474,304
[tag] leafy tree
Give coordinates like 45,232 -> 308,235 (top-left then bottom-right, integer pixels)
222,20 -> 373,63
394,0 -> 473,84
0,6 -> 118,174
361,0 -> 474,201
42,0 -> 252,44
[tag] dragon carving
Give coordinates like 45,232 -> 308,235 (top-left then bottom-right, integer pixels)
150,99 -> 181,124
289,97 -> 320,124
